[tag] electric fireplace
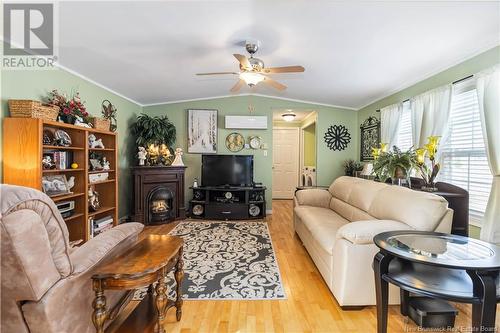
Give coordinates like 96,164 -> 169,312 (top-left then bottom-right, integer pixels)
131,166 -> 186,225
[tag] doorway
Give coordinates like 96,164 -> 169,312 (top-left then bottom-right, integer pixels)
272,110 -> 317,199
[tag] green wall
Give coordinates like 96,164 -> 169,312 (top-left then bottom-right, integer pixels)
357,45 -> 500,130
145,96 -> 357,210
0,69 -> 142,218
356,45 -> 500,238
303,123 -> 316,167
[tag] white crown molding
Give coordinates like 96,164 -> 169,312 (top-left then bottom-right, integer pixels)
143,93 -> 357,111
356,42 -> 500,111
55,63 -> 144,107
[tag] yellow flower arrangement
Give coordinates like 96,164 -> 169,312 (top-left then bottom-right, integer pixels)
372,147 -> 382,160
416,136 -> 441,191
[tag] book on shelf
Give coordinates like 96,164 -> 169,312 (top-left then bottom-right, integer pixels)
92,215 -> 114,237
88,217 -> 94,239
52,151 -> 73,170
94,224 -> 113,237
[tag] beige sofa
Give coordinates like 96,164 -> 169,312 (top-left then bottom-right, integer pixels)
1,184 -> 144,333
293,176 -> 453,307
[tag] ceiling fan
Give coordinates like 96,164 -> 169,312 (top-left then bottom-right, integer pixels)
196,41 -> 305,92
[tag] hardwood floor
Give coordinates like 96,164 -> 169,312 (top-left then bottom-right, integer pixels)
109,200 -> 498,332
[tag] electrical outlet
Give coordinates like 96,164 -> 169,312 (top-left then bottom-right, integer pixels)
263,150 -> 268,157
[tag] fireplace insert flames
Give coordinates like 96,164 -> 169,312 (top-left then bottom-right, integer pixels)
147,186 -> 175,224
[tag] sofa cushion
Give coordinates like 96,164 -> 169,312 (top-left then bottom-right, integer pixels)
1,185 -> 72,277
295,189 -> 331,208
294,206 -> 349,254
329,176 -> 388,213
337,220 -> 413,245
368,186 -> 449,231
329,197 -> 375,222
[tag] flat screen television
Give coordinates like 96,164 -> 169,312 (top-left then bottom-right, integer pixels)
202,155 -> 253,187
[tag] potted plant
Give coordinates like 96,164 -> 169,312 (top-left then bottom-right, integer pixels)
343,159 -> 363,176
47,90 -> 89,125
414,136 -> 441,192
372,145 -> 416,185
131,114 -> 176,166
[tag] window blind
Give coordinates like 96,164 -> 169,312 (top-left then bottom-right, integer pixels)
396,101 -> 413,151
439,80 -> 492,225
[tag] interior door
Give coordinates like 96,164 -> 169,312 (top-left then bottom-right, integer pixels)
272,128 -> 300,199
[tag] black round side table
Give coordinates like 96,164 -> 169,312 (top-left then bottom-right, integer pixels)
373,231 -> 500,333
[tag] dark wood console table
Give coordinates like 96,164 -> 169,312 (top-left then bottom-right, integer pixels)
92,234 -> 184,333
373,231 -> 500,333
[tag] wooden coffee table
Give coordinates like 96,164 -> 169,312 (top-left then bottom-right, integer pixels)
91,234 -> 184,333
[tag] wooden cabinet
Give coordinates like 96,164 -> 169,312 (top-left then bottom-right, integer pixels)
3,118 -> 118,243
189,186 -> 267,220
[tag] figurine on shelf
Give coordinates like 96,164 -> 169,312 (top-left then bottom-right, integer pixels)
74,115 -> 92,128
102,157 -> 111,170
88,186 -> 100,212
147,144 -> 160,166
171,147 -> 184,166
137,146 -> 147,166
42,155 -> 56,169
159,144 -> 172,166
67,176 -> 75,191
88,134 -> 105,149
193,178 -> 199,188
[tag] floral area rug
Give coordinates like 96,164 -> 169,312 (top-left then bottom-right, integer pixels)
133,220 -> 286,300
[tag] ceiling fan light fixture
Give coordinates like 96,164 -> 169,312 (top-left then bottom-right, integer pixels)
282,111 -> 296,122
240,72 -> 265,87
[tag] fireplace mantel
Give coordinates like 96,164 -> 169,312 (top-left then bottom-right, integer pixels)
131,166 -> 186,225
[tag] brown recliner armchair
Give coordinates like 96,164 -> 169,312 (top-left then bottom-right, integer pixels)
1,184 -> 144,333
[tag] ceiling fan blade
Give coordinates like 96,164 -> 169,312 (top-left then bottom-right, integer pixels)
230,79 -> 245,92
261,66 -> 305,74
263,77 -> 287,91
196,71 -> 238,76
233,54 -> 252,70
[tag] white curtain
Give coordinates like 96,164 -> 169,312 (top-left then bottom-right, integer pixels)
410,84 -> 452,148
477,66 -> 500,244
380,103 -> 402,149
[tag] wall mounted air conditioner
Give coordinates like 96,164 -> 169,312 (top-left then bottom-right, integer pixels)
225,115 -> 268,129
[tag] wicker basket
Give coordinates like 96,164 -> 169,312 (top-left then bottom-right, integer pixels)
91,117 -> 111,131
9,100 -> 59,121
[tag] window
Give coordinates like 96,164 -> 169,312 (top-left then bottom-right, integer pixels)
439,79 -> 492,225
396,101 -> 413,151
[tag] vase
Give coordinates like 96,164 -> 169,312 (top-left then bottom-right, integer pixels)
60,114 -> 76,124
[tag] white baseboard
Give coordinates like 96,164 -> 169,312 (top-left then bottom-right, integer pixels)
266,209 -> 273,215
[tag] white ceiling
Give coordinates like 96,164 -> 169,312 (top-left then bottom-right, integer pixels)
57,1 -> 500,109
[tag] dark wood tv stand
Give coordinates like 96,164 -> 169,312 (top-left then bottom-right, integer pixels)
189,185 -> 266,220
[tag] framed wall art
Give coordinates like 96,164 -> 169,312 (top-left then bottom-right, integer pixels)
187,109 -> 218,154
360,116 -> 380,161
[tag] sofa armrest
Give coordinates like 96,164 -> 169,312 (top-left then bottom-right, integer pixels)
70,222 -> 144,275
295,189 -> 332,208
336,220 -> 413,245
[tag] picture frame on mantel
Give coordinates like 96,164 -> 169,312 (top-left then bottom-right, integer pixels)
360,116 -> 380,161
187,109 -> 218,154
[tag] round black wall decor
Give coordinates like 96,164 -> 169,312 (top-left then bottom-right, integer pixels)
324,125 -> 351,151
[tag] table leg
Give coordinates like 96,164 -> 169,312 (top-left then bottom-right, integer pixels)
174,247 -> 184,321
373,251 -> 393,333
154,267 -> 168,333
92,280 -> 107,333
468,270 -> 497,331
